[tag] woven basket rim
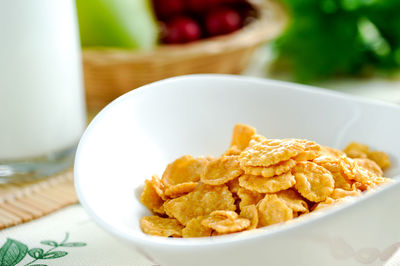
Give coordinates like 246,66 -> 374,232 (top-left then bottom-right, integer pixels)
82,0 -> 288,63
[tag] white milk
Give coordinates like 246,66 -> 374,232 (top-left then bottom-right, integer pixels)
0,0 -> 86,160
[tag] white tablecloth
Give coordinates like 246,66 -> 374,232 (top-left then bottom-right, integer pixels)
2,47 -> 400,266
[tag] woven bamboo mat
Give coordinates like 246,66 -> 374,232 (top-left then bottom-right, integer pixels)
0,169 -> 77,229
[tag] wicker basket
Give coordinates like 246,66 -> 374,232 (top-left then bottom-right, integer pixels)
82,0 -> 287,110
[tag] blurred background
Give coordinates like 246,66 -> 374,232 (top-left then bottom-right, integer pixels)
77,0 -> 400,111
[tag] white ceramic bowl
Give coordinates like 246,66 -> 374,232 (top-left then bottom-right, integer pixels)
74,75 -> 400,266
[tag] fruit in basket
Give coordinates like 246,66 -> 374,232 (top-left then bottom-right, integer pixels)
205,7 -> 242,36
76,0 -> 256,47
76,0 -> 158,48
153,0 -> 255,43
162,16 -> 202,44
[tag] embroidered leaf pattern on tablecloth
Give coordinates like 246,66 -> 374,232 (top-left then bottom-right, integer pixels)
0,238 -> 28,266
0,232 -> 86,266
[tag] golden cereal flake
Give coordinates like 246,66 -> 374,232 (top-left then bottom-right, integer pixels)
313,155 -> 352,190
201,156 -> 244,185
140,179 -> 165,214
313,155 -> 342,172
368,151 -> 391,169
201,210 -> 250,234
182,216 -> 212,238
257,194 -> 293,227
140,216 -> 183,237
294,151 -> 319,161
354,158 -> 383,177
151,175 -> 167,200
239,172 -> 296,193
224,146 -> 242,156
164,184 -> 236,225
227,177 -> 241,194
344,142 -> 370,159
240,205 -> 258,230
162,155 -> 208,187
230,124 -> 257,151
241,159 -> 296,178
237,188 -> 264,210
293,161 -> 334,202
276,189 -> 309,214
164,182 -> 198,198
340,157 -> 382,189
312,198 -> 336,212
320,146 -> 345,158
293,140 -> 321,161
330,188 -> 361,199
239,138 -> 305,167
331,171 -> 353,190
313,196 -> 357,212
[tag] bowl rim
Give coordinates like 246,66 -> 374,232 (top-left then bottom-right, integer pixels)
74,74 -> 400,249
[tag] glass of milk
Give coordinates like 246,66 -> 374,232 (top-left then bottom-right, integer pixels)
0,0 -> 87,182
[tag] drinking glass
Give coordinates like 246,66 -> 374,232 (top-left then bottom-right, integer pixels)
0,0 -> 87,182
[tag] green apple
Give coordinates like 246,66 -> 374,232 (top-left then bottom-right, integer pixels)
76,0 -> 158,49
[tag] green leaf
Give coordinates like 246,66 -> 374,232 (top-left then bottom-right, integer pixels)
42,251 -> 68,259
60,242 -> 87,247
40,241 -> 58,247
28,248 -> 44,259
0,238 -> 28,266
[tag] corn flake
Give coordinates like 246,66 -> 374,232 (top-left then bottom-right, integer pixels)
239,138 -> 305,167
164,184 -> 235,225
237,187 -> 264,210
140,179 -> 165,214
242,159 -> 296,178
330,188 -> 361,199
162,155 -> 208,187
293,161 -> 334,202
313,196 -> 358,212
320,146 -> 345,158
313,155 -> 353,190
202,210 -> 250,234
151,175 -> 167,200
354,158 -> 383,177
230,124 -> 257,151
276,189 -> 309,214
239,172 -> 296,193
182,216 -> 212,238
368,151 -> 391,169
340,157 -> 382,189
240,205 -> 258,230
257,194 -> 293,227
164,182 -> 198,198
140,216 -> 183,237
226,177 -> 241,194
201,156 -> 243,185
294,140 -> 321,161
344,142 -> 370,159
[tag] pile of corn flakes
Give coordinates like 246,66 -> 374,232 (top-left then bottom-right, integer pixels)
139,124 -> 392,238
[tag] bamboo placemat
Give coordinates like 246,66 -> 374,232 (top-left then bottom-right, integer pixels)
0,169 -> 77,229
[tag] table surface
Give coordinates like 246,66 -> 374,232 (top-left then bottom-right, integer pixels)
2,47 -> 400,266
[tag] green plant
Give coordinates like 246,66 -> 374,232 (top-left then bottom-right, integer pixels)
272,0 -> 400,83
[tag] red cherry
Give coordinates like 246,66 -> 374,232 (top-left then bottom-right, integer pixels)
163,16 -> 202,44
205,7 -> 242,36
153,0 -> 185,19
